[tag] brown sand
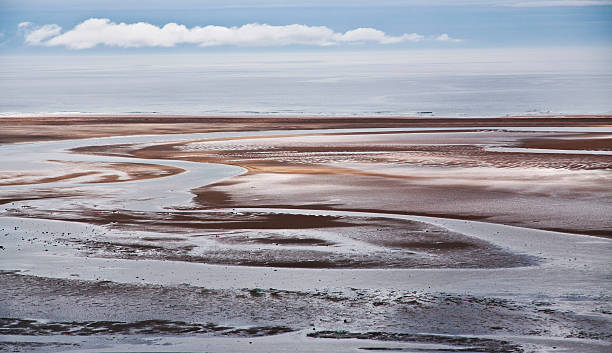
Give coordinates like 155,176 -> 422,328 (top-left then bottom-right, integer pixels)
117,128 -> 611,237
1,114 -> 611,144
3,115 -> 611,238
518,135 -> 612,150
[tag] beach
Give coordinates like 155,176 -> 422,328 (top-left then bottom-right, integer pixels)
1,115 -> 611,352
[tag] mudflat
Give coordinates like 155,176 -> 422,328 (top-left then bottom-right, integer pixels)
1,115 -> 611,352
1,114 -> 611,144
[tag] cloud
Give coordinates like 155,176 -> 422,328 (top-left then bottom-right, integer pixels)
23,24 -> 63,45
336,28 -> 424,44
19,18 -> 455,49
511,0 -> 612,6
435,33 -> 462,42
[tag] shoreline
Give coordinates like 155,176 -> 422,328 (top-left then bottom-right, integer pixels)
2,113 -> 611,119
1,114 -> 611,145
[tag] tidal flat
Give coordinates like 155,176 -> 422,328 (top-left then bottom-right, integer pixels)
1,115 -> 611,352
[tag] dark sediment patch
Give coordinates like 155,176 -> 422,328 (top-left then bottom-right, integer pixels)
518,136 -> 612,151
193,188 -> 233,208
308,331 -> 522,353
221,326 -> 294,337
2,273 -> 610,343
9,209 -> 356,232
4,207 -> 538,269
141,236 -> 187,242
0,317 -> 292,337
382,240 -> 476,250
0,341 -> 77,353
0,189 -> 88,206
539,227 -> 612,239
218,235 -> 335,246
66,240 -> 536,269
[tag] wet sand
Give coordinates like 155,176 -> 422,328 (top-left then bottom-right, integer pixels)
124,127 -> 612,237
1,115 -> 611,352
1,114 -> 611,144
0,161 -> 184,186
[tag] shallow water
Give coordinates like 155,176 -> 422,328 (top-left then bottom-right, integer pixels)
2,49 -> 611,117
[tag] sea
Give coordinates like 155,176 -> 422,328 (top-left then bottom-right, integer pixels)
1,48 -> 611,117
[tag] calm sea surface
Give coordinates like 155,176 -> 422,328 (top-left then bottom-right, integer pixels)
1,49 -> 611,117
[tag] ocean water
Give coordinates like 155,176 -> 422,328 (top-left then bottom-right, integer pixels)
1,48 -> 611,117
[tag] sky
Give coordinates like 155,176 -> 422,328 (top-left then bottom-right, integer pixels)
1,0 -> 611,54
0,1 -> 611,116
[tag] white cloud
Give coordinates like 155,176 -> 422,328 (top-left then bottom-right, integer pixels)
19,18 -> 455,49
435,33 -> 462,43
511,0 -> 612,6
18,22 -> 33,28
23,24 -> 63,45
335,28 -> 424,44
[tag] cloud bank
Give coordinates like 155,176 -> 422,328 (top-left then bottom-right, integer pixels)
19,18 -> 461,49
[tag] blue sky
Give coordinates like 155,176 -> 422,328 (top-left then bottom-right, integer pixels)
1,0 -> 611,54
